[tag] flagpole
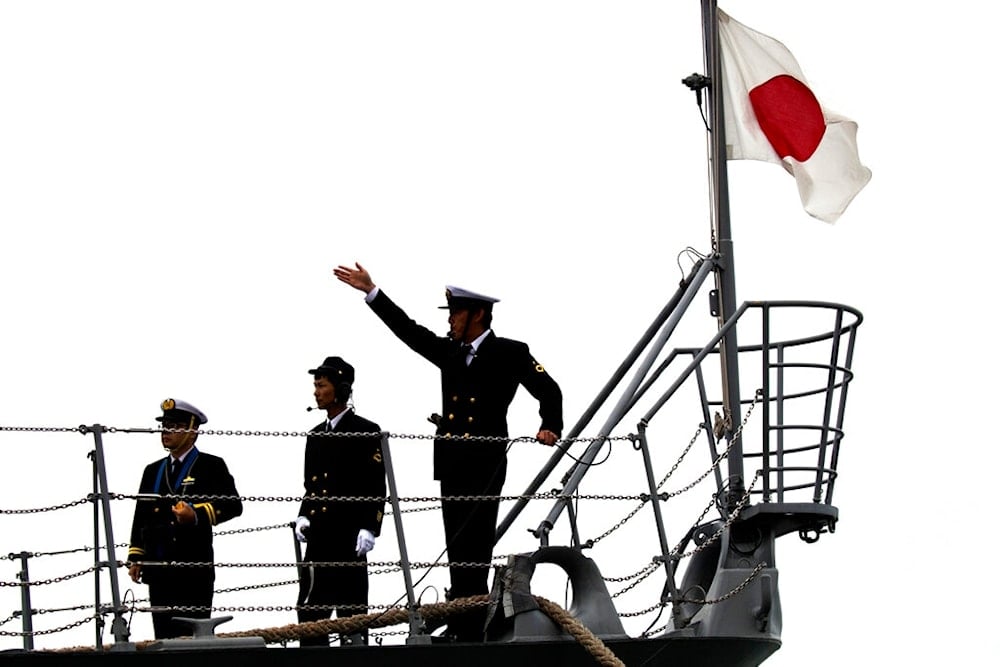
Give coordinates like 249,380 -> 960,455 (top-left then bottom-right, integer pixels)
701,0 -> 745,508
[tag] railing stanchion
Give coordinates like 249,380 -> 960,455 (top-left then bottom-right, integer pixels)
13,552 -> 34,651
380,432 -> 431,644
84,424 -> 134,650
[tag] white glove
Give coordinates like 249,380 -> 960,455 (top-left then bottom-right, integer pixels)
356,528 -> 375,556
294,516 -> 310,542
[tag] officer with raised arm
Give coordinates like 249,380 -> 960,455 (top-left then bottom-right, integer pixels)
333,262 -> 562,642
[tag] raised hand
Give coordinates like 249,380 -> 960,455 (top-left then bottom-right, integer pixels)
333,262 -> 375,293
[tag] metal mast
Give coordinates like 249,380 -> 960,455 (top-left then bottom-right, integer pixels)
701,0 -> 745,509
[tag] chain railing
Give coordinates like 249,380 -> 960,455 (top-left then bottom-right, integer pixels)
0,429 -> 751,649
0,427 -> 692,650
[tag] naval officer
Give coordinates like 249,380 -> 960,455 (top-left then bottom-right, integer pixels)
126,399 -> 243,639
294,356 -> 386,646
333,262 -> 562,642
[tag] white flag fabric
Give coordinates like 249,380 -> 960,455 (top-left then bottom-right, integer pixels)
718,9 -> 871,223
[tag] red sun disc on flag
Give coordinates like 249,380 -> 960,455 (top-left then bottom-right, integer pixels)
749,74 -> 826,162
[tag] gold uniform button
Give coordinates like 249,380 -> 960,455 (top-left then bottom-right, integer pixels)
323,473 -> 328,479
309,510 -> 316,516
153,508 -> 160,513
311,475 -> 318,482
469,397 -> 476,404
448,413 -> 455,420
321,507 -> 328,513
463,432 -> 470,438
322,489 -> 328,494
468,416 -> 474,423
451,395 -> 458,402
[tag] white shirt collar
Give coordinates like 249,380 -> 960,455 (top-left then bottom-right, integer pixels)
171,446 -> 193,464
327,408 -> 349,431
462,329 -> 491,364
468,329 -> 491,352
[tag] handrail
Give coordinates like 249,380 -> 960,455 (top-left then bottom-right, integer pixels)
0,299 -> 860,648
496,257 -> 716,542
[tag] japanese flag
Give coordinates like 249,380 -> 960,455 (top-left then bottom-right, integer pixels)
718,9 -> 871,223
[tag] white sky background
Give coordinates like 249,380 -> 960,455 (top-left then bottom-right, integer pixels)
1,1 -> 995,664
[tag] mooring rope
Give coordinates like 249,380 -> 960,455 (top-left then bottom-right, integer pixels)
44,594 -> 625,666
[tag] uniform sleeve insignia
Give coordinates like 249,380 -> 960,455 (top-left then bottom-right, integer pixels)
194,502 -> 217,525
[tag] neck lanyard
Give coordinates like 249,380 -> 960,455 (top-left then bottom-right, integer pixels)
153,447 -> 199,495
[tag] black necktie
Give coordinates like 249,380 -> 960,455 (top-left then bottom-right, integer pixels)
170,458 -> 180,484
461,344 -> 475,363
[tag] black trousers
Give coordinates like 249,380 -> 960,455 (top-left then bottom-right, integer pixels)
147,567 -> 213,639
439,469 -> 505,641
297,535 -> 369,647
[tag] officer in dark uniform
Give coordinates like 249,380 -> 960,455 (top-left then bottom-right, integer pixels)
333,262 -> 562,642
294,356 -> 386,646
126,399 -> 243,639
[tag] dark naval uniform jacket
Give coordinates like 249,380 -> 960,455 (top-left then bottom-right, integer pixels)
297,410 -> 386,542
127,448 -> 243,583
295,409 -> 386,645
368,289 -> 563,481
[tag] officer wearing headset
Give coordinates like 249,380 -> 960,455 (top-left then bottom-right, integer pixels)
294,356 -> 385,646
126,399 -> 243,639
332,262 -> 562,643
